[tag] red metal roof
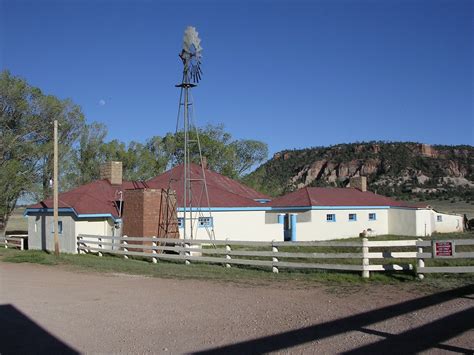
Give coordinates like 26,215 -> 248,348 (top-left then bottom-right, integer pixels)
28,165 -> 425,218
28,164 -> 270,216
269,187 -> 421,208
28,180 -> 148,218
146,163 -> 270,208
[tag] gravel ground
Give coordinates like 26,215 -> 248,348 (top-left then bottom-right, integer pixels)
0,263 -> 473,354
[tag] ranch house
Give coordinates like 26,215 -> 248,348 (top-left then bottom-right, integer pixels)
24,161 -> 463,253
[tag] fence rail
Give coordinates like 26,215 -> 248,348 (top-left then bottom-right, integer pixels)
77,234 -> 422,278
0,235 -> 27,250
416,239 -> 474,277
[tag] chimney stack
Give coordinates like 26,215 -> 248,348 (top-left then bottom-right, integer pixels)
349,176 -> 367,192
100,161 -> 122,185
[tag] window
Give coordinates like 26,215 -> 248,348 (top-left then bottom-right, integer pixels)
326,214 -> 336,222
198,217 -> 213,228
52,221 -> 63,234
369,213 -> 376,221
348,213 -> 357,222
437,215 -> 442,222
177,218 -> 184,228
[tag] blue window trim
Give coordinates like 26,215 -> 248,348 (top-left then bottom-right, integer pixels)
177,217 -> 184,228
198,217 -> 213,228
326,214 -> 336,222
368,213 -> 377,221
348,213 -> 357,222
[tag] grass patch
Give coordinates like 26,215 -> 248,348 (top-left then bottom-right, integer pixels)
1,247 -> 473,291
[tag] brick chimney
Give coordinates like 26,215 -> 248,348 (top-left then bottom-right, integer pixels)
100,161 -> 122,185
349,176 -> 367,192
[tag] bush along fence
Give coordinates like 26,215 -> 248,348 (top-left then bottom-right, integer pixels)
0,235 -> 27,250
75,235 -> 440,279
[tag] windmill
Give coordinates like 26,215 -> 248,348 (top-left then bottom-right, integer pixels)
174,26 -> 215,241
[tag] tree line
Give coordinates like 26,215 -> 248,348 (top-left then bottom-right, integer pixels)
0,70 -> 268,235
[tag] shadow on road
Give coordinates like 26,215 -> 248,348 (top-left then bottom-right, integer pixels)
0,304 -> 79,354
195,285 -> 474,354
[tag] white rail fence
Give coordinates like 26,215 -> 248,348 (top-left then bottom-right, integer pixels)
416,239 -> 474,278
77,234 -> 424,278
0,235 -> 27,250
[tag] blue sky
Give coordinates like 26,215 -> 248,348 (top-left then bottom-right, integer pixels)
1,0 -> 473,156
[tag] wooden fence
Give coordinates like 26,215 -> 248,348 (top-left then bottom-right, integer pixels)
77,234 -> 420,278
0,235 -> 27,250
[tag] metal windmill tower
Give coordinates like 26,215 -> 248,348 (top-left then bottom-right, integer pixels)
174,26 -> 215,241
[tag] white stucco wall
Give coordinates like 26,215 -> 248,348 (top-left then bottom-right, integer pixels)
178,208 -> 391,242
296,209 -> 389,241
415,209 -> 434,236
177,210 -> 282,242
388,208 -> 418,236
431,212 -> 463,234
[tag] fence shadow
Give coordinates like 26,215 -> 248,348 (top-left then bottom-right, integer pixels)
194,285 -> 474,355
0,304 -> 79,354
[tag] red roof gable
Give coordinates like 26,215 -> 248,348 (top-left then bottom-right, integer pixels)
269,187 -> 419,208
146,163 -> 270,208
28,179 -> 148,218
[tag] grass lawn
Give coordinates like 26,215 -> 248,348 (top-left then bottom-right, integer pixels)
1,232 -> 473,291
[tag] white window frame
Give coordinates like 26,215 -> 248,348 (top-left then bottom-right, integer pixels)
51,220 -> 63,234
326,214 -> 336,222
198,217 -> 213,228
368,213 -> 377,221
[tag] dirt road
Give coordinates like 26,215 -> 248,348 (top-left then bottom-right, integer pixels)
1,263 -> 472,354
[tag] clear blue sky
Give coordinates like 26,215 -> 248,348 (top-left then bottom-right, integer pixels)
1,0 -> 473,156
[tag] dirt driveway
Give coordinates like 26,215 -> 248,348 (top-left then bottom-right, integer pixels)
0,263 -> 472,354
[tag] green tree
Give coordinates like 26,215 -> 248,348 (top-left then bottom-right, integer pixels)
0,71 -> 41,236
159,124 -> 268,178
34,94 -> 85,199
63,121 -> 108,187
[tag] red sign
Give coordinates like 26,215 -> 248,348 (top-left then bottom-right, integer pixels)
434,241 -> 454,257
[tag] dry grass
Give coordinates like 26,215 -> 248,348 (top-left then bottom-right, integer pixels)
6,207 -> 28,233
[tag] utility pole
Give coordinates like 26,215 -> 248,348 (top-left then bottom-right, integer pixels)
53,119 -> 59,256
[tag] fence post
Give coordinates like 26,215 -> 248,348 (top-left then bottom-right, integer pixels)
184,242 -> 191,265
98,236 -> 103,257
152,238 -> 158,264
362,237 -> 370,278
225,239 -> 231,268
20,238 -> 24,251
272,240 -> 279,274
4,236 -> 7,249
123,235 -> 129,259
417,238 -> 425,280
